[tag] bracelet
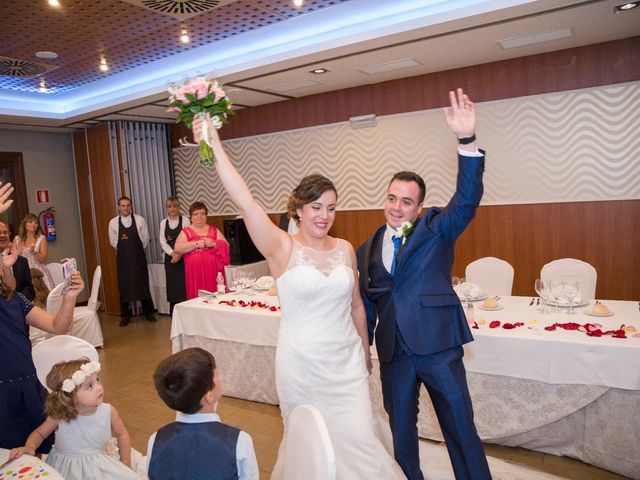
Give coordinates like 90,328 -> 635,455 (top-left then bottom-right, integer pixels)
458,134 -> 475,145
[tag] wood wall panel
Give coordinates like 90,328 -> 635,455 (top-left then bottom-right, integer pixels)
84,124 -> 120,315
210,199 -> 639,301
72,132 -> 98,301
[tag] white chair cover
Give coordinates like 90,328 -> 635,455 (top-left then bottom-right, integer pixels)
281,405 -> 336,480
46,262 -> 65,286
540,258 -> 597,300
70,266 -> 104,347
31,335 -> 99,391
45,281 -> 66,315
465,257 -> 514,296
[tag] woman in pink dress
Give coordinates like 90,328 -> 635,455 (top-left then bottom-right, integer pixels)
174,202 -> 230,299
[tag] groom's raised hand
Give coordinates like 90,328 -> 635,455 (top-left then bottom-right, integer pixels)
443,88 -> 476,151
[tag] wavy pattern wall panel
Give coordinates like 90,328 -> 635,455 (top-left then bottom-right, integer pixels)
173,82 -> 640,214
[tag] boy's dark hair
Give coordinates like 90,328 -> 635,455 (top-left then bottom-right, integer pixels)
153,348 -> 216,414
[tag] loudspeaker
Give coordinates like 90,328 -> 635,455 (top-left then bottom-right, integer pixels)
223,218 -> 264,265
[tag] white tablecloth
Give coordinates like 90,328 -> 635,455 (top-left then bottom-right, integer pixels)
464,296 -> 640,389
170,294 -> 640,478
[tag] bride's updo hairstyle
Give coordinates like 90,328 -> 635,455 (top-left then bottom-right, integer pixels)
287,174 -> 337,226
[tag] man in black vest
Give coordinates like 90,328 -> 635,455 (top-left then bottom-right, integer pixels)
0,221 -> 35,300
108,196 -> 155,326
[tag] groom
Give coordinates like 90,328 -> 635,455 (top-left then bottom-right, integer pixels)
357,89 -> 492,480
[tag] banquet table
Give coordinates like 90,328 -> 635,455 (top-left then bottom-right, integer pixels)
171,294 -> 640,479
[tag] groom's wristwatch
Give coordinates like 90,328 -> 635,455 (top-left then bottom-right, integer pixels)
458,134 -> 476,145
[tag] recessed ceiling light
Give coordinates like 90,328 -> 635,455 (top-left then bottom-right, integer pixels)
359,58 -> 420,75
39,79 -> 48,93
293,0 -> 304,7
180,30 -> 190,44
310,68 -> 328,74
35,51 -> 58,59
100,57 -> 109,72
497,27 -> 573,50
614,1 -> 639,11
48,0 -> 60,6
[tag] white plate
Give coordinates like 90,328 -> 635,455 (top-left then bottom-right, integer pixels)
478,305 -> 503,311
470,294 -> 488,302
547,299 -> 589,308
584,310 -> 614,317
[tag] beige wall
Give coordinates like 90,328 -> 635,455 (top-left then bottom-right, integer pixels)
0,129 -> 88,301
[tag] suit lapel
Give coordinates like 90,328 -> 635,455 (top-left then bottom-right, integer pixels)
363,225 -> 386,291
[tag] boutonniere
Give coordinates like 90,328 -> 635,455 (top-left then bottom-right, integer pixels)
392,221 -> 416,246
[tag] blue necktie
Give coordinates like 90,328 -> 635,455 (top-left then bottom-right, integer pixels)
390,236 -> 402,276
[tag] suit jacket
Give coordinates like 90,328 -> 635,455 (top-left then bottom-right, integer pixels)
357,153 -> 484,362
13,255 -> 35,301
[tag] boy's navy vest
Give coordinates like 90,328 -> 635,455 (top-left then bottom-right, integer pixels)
148,421 -> 240,479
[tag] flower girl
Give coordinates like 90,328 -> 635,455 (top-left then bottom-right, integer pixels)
9,358 -> 142,479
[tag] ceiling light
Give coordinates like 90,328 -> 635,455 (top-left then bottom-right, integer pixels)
35,51 -> 58,59
48,0 -> 60,6
614,1 -> 639,11
100,57 -> 109,72
293,0 -> 304,7
180,30 -> 190,44
497,27 -> 573,50
310,68 -> 328,74
39,79 -> 47,93
359,58 -> 420,75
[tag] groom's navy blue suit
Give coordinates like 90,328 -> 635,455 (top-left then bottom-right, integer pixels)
357,153 -> 491,480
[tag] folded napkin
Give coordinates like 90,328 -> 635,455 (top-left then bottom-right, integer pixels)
254,276 -> 275,289
550,284 -> 582,305
454,282 -> 484,300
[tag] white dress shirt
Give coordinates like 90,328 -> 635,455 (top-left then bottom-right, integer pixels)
108,214 -> 150,249
146,412 -> 259,480
158,215 -> 190,256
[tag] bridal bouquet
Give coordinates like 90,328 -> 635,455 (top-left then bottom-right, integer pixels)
168,77 -> 234,166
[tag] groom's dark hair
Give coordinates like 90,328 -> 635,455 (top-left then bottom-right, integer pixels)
389,171 -> 426,204
154,348 -> 216,414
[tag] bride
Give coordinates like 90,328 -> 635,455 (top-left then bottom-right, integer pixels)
193,118 -> 404,478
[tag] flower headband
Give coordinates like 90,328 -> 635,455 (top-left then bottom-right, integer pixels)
60,361 -> 101,393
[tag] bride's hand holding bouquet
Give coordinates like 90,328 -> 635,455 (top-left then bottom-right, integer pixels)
168,77 -> 234,166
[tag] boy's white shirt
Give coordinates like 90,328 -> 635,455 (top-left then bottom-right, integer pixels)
146,412 -> 258,480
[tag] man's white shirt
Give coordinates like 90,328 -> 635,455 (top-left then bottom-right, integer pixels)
108,214 -> 150,249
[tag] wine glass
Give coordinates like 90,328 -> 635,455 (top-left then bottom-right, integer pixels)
534,278 -> 548,314
564,281 -> 579,315
549,280 -> 563,313
459,277 -> 472,308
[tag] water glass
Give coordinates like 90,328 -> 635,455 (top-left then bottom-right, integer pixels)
564,281 -> 579,315
534,278 -> 548,314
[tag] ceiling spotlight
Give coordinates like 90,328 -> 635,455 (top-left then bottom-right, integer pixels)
310,68 -> 328,74
48,0 -> 60,6
39,79 -> 48,93
614,1 -> 639,11
293,0 -> 304,7
100,57 -> 109,72
180,30 -> 190,44
36,51 -> 58,59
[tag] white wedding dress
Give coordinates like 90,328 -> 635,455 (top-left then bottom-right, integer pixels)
271,238 -> 404,479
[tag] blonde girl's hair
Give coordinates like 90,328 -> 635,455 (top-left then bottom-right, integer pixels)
18,213 -> 43,241
45,357 -> 92,421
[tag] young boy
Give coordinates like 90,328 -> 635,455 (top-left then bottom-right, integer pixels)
148,348 -> 259,479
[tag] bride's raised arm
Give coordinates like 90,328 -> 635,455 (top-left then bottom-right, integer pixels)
193,116 -> 291,274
